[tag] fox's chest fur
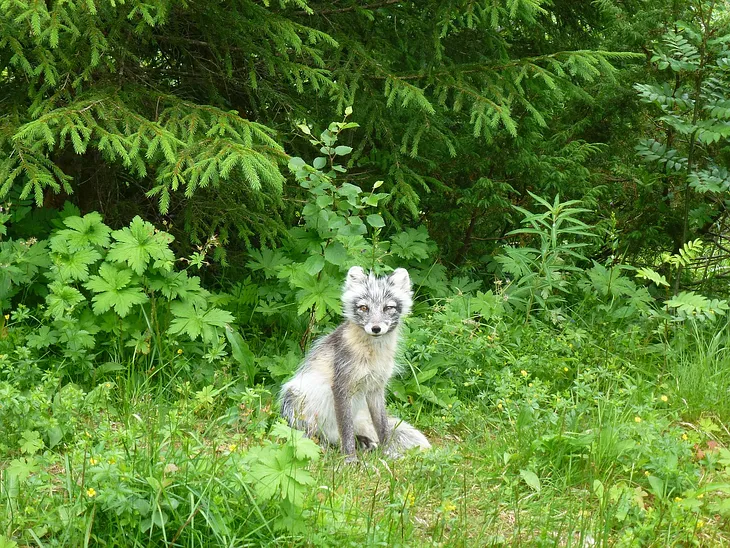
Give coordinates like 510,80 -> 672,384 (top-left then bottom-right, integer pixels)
337,322 -> 399,392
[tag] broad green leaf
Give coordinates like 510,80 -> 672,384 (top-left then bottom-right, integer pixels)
168,302 -> 235,342
519,469 -> 541,493
83,263 -> 148,317
337,183 -> 362,202
25,325 -> 59,349
225,326 -> 257,382
269,423 -> 322,461
647,475 -> 665,498
334,145 -> 352,156
107,216 -> 175,275
295,274 -> 341,320
324,241 -> 348,265
19,431 -> 44,455
45,282 -> 86,318
47,427 -> 63,449
6,457 -> 39,482
366,214 -> 385,228
57,213 -> 112,251
49,239 -> 102,281
288,156 -> 306,171
302,254 -> 325,275
246,247 -> 291,278
148,271 -> 209,307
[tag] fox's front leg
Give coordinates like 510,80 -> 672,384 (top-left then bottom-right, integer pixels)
367,389 -> 390,446
332,373 -> 357,461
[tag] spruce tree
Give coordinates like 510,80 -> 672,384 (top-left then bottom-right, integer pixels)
1,0 -> 644,258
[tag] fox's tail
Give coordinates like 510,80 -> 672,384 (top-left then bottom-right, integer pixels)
386,416 -> 431,456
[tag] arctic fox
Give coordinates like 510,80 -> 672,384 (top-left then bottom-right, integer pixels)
280,266 -> 431,460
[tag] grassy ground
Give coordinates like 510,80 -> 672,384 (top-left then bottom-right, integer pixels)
2,320 -> 730,546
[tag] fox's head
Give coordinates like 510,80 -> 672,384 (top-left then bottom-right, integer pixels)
341,266 -> 413,336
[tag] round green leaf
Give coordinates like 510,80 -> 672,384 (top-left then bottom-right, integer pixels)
366,214 -> 385,228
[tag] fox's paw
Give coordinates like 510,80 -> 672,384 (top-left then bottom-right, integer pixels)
356,435 -> 378,451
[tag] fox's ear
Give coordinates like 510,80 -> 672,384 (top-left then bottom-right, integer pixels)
345,266 -> 367,288
388,268 -> 411,292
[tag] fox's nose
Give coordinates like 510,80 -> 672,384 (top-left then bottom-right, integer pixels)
371,325 -> 381,334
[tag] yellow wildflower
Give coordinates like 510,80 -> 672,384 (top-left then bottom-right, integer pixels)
660,395 -> 668,402
520,370 -> 528,377
86,488 -> 97,497
634,416 -> 642,423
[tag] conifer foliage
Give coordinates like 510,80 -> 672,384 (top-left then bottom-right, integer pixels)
635,3 -> 730,256
0,0 -> 293,241
1,0 -> 638,249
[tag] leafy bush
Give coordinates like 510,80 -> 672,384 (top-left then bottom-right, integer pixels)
494,193 -> 597,322
236,113 -> 441,361
1,207 -> 235,382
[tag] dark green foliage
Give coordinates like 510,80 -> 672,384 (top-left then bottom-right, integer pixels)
0,208 -> 236,383
634,4 -> 730,267
1,0 -> 296,245
1,0 -> 646,261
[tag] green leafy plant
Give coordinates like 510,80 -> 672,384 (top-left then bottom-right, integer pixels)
495,193 -> 597,321
242,113 -> 438,345
636,239 -> 729,321
635,6 -> 730,284
243,423 -> 321,532
1,210 -> 236,381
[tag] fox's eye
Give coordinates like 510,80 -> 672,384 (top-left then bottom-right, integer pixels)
384,305 -> 395,311
358,305 -> 369,312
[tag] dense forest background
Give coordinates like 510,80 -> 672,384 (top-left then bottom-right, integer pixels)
3,0 -> 728,269
2,0 -> 730,545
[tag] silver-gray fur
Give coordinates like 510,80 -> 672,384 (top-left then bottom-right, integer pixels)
279,266 -> 430,461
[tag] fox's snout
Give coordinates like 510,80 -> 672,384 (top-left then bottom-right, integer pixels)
365,322 -> 389,336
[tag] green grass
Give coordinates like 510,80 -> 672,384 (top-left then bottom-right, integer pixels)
2,320 -> 730,547
666,321 -> 730,420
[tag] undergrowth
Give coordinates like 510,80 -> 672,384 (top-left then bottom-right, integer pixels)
1,119 -> 730,546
